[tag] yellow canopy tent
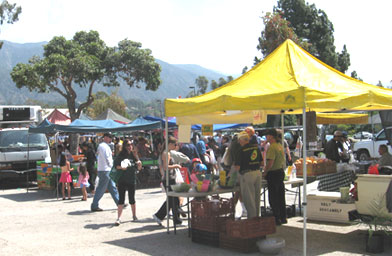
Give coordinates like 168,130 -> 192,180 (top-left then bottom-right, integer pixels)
164,39 -> 392,254
166,40 -> 392,118
316,113 -> 368,125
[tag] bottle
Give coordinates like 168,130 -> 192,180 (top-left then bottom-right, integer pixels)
292,164 -> 297,179
219,170 -> 226,186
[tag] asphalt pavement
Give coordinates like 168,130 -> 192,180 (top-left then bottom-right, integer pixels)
0,183 -> 391,256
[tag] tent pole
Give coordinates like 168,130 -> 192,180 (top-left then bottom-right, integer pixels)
302,108 -> 307,256
281,112 -> 285,169
165,116 -> 169,234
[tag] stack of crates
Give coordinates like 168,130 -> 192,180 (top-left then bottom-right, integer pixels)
37,162 -> 54,190
190,197 -> 235,247
220,216 -> 276,253
37,163 -> 61,190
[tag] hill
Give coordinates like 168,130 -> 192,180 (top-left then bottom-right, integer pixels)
0,41 -> 225,105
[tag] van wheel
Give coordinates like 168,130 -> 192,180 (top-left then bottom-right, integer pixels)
357,150 -> 370,161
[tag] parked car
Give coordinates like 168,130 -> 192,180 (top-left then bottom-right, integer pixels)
353,129 -> 391,161
353,131 -> 373,140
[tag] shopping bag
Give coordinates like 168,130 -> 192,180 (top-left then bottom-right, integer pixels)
174,168 -> 184,184
368,164 -> 379,175
179,167 -> 190,184
109,166 -> 124,183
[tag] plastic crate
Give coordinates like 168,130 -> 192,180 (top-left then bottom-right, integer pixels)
191,215 -> 233,233
191,198 -> 235,232
191,198 -> 234,218
191,228 -> 219,247
226,216 -> 276,239
219,232 -> 261,253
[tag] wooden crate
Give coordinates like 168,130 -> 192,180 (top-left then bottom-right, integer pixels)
191,228 -> 219,247
219,232 -> 261,253
226,216 -> 276,239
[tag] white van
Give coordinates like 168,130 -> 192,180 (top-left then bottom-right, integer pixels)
0,106 -> 50,181
0,128 -> 51,180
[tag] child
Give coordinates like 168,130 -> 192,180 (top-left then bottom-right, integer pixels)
59,153 -> 74,200
77,164 -> 90,201
191,158 -> 202,175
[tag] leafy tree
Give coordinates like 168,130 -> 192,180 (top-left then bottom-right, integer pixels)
11,30 -> 161,121
242,66 -> 248,74
195,76 -> 208,95
351,71 -> 363,81
256,12 -> 309,63
218,77 -> 227,87
275,0 -> 350,73
87,90 -> 129,119
210,80 -> 218,90
0,0 -> 21,49
376,81 -> 383,87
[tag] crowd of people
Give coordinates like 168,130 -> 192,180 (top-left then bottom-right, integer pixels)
55,127 -> 290,227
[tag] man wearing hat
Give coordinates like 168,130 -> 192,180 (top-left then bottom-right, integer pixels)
233,131 -> 263,219
91,133 -> 120,211
263,128 -> 287,225
325,130 -> 344,163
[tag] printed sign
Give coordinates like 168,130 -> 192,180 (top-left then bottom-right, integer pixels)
202,124 -> 213,136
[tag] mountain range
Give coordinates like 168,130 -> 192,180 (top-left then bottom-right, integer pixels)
0,41 -> 226,105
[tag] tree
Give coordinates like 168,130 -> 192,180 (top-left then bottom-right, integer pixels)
351,71 -> 363,81
86,90 -> 129,119
0,0 -> 22,49
210,80 -> 218,90
376,81 -> 383,87
195,76 -> 208,95
218,77 -> 227,87
275,0 -> 351,73
11,30 -> 161,121
256,12 -> 309,62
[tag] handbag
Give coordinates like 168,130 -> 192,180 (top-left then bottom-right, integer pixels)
109,166 -> 124,184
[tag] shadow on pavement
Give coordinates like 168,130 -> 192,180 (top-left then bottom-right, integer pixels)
0,189 -> 55,202
68,210 -> 93,216
104,224 -> 392,256
85,223 -> 115,230
126,224 -> 166,233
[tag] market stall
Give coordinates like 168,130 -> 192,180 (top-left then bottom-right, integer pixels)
164,39 -> 392,254
29,118 -> 162,197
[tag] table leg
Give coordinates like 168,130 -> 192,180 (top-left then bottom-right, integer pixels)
187,197 -> 190,237
298,185 -> 302,216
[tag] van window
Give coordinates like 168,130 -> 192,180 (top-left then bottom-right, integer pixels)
0,130 -> 48,152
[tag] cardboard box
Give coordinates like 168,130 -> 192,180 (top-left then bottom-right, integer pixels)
307,193 -> 356,223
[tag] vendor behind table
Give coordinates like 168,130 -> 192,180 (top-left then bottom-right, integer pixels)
263,128 -> 287,225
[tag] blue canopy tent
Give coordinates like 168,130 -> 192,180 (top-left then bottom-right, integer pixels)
143,115 -> 247,131
29,118 -> 161,133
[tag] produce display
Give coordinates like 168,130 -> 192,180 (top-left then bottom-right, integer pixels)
294,157 -> 337,176
218,171 -> 238,188
171,183 -> 191,192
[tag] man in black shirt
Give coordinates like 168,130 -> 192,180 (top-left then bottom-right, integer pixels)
234,131 -> 263,218
325,130 -> 344,162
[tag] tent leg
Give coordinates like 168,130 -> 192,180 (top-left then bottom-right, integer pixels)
302,108 -> 307,256
165,117 -> 170,234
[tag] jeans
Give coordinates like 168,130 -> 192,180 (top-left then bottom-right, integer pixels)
91,171 -> 119,210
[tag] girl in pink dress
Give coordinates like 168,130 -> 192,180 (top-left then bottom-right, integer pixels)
77,165 -> 90,201
59,153 -> 74,200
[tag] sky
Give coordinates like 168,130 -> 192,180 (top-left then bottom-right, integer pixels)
1,0 -> 391,86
